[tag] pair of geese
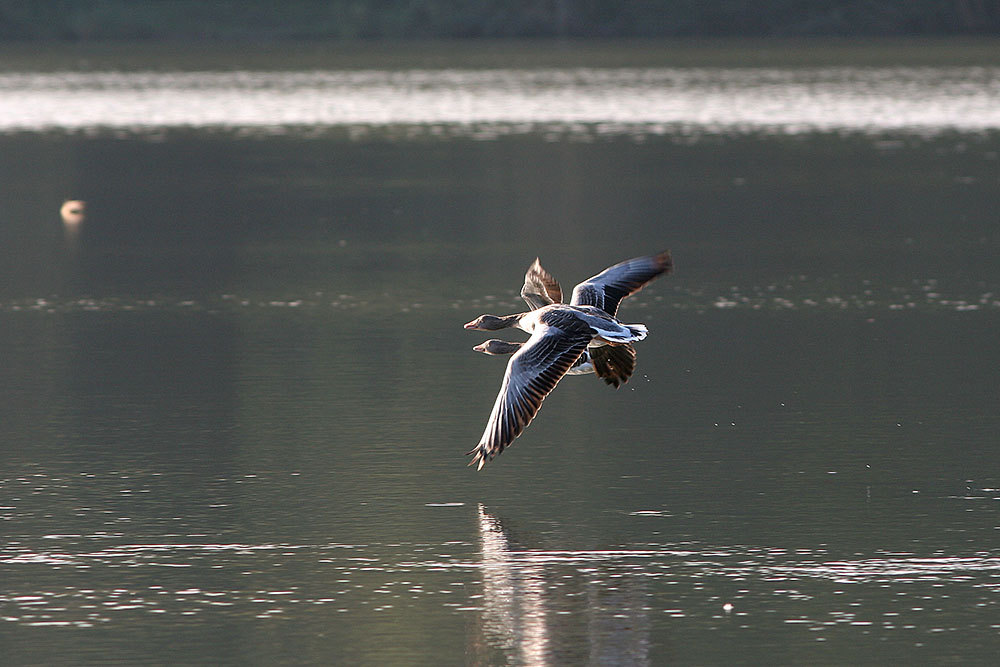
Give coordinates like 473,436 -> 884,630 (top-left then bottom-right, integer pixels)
465,250 -> 673,469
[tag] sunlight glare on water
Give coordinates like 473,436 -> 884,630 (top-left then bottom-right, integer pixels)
1,67 -> 1000,135
4,498 -> 999,657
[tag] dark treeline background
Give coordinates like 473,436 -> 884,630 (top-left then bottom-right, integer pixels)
1,1 -> 999,41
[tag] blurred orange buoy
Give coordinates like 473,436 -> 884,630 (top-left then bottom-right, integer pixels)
60,199 -> 86,225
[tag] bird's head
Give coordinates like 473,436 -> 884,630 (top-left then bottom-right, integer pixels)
464,314 -> 510,331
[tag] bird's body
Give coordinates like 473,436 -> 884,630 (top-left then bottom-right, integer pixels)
466,303 -> 648,342
464,250 -> 672,469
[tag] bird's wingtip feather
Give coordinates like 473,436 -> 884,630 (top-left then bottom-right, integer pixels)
656,250 -> 673,273
467,445 -> 488,470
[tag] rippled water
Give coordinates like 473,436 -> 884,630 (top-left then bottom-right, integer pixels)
4,476 -> 1000,664
2,276 -> 998,315
2,41 -> 1000,665
2,67 -> 1000,136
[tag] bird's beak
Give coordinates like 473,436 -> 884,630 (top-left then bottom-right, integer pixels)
464,319 -> 479,330
472,342 -> 487,352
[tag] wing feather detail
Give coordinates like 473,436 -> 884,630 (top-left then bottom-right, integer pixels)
570,251 -> 672,316
521,258 -> 563,310
589,343 -> 636,388
468,321 -> 590,470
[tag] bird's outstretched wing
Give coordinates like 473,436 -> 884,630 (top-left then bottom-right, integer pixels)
570,251 -> 672,316
589,343 -> 637,388
468,317 -> 590,470
520,258 -> 563,310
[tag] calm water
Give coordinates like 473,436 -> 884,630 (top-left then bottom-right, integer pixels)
2,41 -> 999,665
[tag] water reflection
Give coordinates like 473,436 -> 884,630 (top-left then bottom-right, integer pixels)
2,478 -> 1000,662
2,67 -> 1000,135
477,504 -> 550,664
475,504 -> 650,666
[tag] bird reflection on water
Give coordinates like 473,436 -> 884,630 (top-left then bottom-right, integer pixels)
476,504 -> 549,664
474,504 -> 651,666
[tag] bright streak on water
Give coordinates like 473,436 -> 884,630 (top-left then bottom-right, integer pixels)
1,67 -> 999,135
3,537 -> 999,626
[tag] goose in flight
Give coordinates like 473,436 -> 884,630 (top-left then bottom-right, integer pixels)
464,250 -> 672,469
515,257 -> 637,387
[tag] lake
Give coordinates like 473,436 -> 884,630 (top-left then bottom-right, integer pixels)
1,40 -> 999,665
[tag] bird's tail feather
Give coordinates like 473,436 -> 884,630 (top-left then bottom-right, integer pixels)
625,324 -> 647,341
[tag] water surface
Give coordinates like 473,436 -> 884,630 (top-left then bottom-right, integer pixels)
1,41 -> 999,665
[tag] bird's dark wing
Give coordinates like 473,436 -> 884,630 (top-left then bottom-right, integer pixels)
589,343 -> 637,388
520,258 -> 563,310
468,318 -> 590,469
570,251 -> 672,316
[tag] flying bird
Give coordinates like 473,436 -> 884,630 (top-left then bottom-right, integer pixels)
464,250 -> 672,469
472,255 -> 639,386
509,257 -> 637,387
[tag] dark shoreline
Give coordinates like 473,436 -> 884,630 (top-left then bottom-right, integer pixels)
2,37 -> 1000,72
